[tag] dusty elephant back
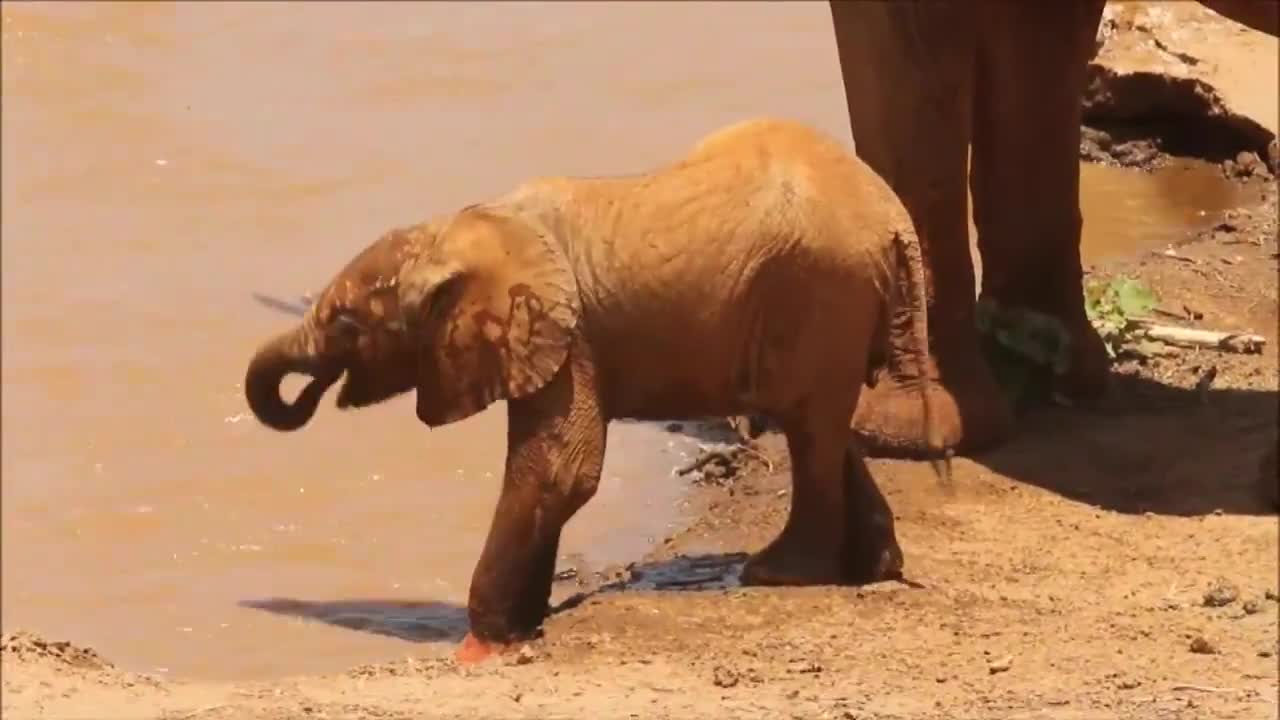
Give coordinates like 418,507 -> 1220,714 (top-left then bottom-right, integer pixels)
535,118 -> 901,420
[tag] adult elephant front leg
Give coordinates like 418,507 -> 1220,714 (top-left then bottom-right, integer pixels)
970,1 -> 1111,402
830,1 -> 1013,455
457,347 -> 607,663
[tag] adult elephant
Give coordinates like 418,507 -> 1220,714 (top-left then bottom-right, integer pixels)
832,1 -> 1278,456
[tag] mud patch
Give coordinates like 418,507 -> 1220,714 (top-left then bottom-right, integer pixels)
1,631 -> 112,672
1083,2 -> 1278,175
1081,72 -> 1275,172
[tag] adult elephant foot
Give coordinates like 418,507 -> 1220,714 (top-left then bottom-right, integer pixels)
852,330 -> 1014,457
996,291 -> 1111,402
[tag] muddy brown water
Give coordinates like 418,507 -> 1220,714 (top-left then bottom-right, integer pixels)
0,1 -> 1251,681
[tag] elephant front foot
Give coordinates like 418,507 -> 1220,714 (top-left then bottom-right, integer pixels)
455,632 -> 517,664
853,334 -> 1014,456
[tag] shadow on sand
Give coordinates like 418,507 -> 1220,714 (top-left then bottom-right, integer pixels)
238,597 -> 469,643
965,372 -> 1277,517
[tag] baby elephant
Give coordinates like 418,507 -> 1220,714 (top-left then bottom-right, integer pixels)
243,118 -> 948,662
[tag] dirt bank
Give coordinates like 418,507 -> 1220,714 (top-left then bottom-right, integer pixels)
4,6 -> 1277,719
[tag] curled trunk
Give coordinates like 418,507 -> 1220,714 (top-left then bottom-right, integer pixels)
244,325 -> 341,431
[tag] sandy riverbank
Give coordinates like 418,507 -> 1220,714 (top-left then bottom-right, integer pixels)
4,4 -> 1277,718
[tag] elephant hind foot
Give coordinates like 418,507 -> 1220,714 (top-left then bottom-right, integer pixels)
853,343 -> 1014,457
1053,313 -> 1111,401
740,534 -> 844,587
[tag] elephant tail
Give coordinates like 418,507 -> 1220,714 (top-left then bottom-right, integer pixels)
892,228 -> 954,489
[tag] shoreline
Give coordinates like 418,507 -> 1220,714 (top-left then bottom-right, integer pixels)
5,187 -> 1275,719
5,6 -> 1278,716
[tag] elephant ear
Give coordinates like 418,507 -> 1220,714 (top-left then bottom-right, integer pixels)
397,206 -> 581,427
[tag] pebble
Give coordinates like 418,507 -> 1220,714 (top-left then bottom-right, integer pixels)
1189,636 -> 1219,655
712,665 -> 739,688
1203,578 -> 1239,607
513,645 -> 536,665
1243,599 -> 1261,615
987,656 -> 1013,674
788,660 -> 822,674
1265,589 -> 1278,602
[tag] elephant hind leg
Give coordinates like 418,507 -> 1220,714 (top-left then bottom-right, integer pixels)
740,406 -> 852,587
831,0 -> 1014,456
840,444 -> 904,584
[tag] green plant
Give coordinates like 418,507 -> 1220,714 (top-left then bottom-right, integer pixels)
1084,276 -> 1158,358
974,298 -> 1072,411
972,276 -> 1159,410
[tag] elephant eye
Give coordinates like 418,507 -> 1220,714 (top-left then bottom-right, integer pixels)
331,310 -> 365,337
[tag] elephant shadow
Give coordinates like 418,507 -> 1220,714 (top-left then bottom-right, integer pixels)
238,597 -> 469,644
971,371 -> 1277,517
236,554 -> 762,645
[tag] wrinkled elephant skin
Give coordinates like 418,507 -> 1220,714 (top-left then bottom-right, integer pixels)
828,1 -> 1276,457
244,119 -> 957,661
243,119 -> 950,662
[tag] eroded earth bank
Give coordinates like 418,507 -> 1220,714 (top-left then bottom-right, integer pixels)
3,4 -> 1278,719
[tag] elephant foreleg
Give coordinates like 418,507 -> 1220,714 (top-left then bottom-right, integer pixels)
969,0 -> 1111,401
457,346 -> 606,663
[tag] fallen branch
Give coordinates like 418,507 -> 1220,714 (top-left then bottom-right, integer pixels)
734,443 -> 775,473
1131,320 -> 1266,354
169,705 -> 230,720
675,450 -> 734,477
1154,247 -> 1198,264
1169,683 -> 1240,694
674,442 -> 775,477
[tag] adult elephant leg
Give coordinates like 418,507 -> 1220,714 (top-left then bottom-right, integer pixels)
458,347 -> 606,662
970,1 -> 1111,400
830,1 -> 1014,455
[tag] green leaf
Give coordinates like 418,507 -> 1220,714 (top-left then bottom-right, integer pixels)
1114,278 -> 1157,317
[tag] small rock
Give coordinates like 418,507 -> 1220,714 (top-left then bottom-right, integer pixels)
514,645 -> 536,665
712,665 -> 739,688
1203,578 -> 1239,607
1243,599 -> 1261,615
987,656 -> 1013,674
1258,648 -> 1274,658
1116,677 -> 1142,690
1189,636 -> 1218,655
788,660 -> 823,674
1265,589 -> 1278,602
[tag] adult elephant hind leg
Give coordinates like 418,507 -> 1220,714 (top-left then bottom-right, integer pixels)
970,0 -> 1111,401
830,1 -> 1014,455
457,349 -> 607,664
740,408 -> 849,587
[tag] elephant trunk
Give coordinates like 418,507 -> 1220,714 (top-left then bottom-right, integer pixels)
244,324 -> 342,432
